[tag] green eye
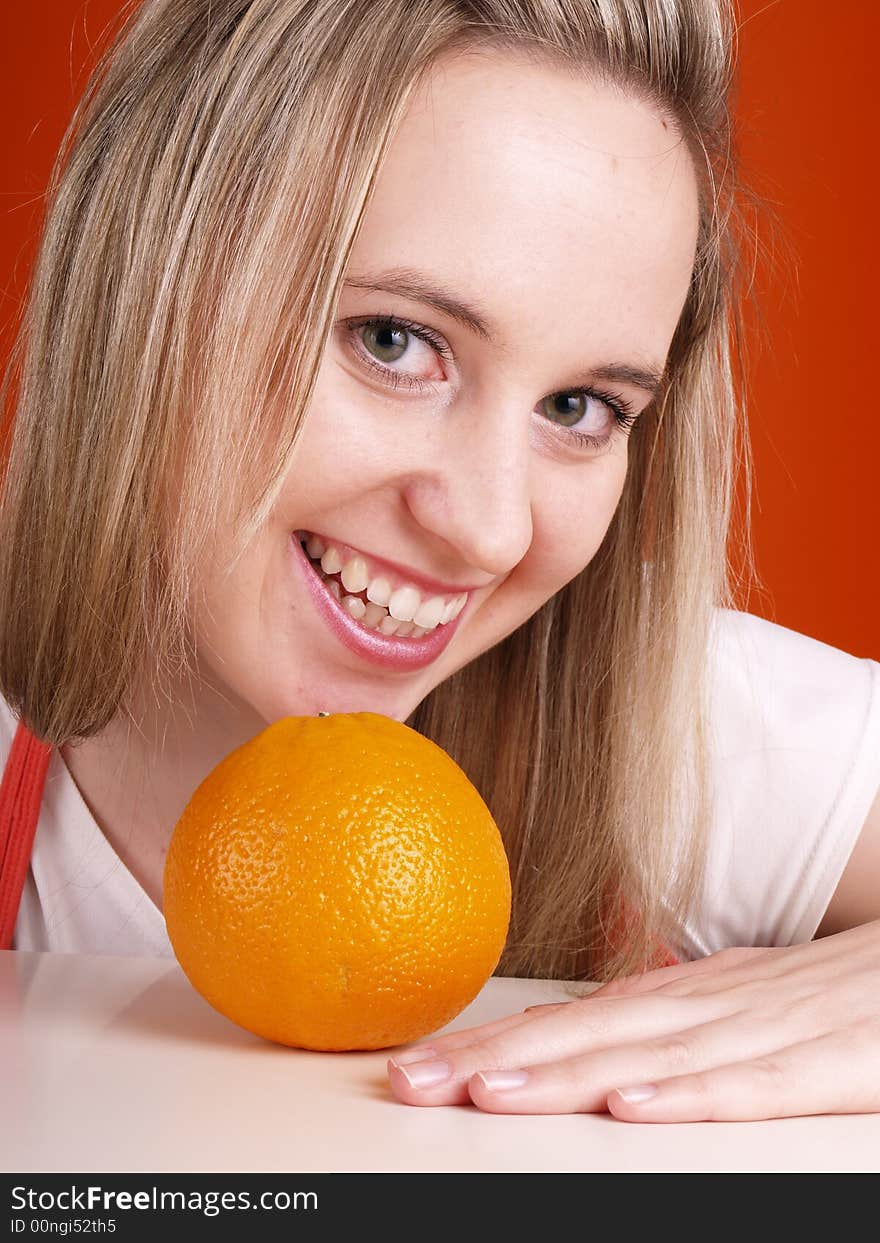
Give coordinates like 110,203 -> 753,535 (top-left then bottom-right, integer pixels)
540,392 -> 588,427
361,322 -> 409,364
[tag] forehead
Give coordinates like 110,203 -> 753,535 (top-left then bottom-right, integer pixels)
349,51 -> 700,367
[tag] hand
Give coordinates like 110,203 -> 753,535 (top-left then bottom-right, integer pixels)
386,920 -> 880,1122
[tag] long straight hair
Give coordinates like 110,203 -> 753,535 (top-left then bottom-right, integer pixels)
0,0 -> 760,981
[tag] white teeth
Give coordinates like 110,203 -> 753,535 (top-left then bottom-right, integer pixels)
306,533 -> 326,560
413,595 -> 447,630
304,532 -> 470,637
365,576 -> 393,607
340,555 -> 370,595
387,585 -> 421,623
342,595 -> 366,619
320,546 -> 343,575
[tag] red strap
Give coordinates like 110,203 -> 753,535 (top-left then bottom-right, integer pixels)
0,718 -> 53,949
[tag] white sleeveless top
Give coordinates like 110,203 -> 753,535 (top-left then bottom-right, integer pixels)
5,607 -> 880,962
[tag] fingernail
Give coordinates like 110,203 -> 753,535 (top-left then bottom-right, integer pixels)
474,1069 -> 530,1091
615,1083 -> 658,1103
391,1046 -> 437,1066
389,1058 -> 452,1088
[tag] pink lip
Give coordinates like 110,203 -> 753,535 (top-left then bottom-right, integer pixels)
291,534 -> 469,672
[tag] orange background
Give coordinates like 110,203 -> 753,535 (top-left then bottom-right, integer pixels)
1,1 -> 876,658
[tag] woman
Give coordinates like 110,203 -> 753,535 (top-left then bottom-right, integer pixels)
1,0 -> 878,1124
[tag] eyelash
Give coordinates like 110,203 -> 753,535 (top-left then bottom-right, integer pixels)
340,314 -> 639,451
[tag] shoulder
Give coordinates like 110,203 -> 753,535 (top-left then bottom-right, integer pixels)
706,607 -> 880,755
709,605 -> 876,680
677,608 -> 880,954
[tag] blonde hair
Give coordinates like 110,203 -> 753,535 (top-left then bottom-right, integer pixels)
0,0 -> 762,983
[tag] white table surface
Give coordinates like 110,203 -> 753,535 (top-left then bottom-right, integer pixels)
2,949 -> 877,1173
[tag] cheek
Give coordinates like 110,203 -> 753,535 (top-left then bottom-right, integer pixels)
186,530 -> 316,720
189,533 -> 275,659
275,368 -> 399,511
531,454 -> 629,592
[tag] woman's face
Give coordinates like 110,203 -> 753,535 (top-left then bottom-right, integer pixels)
193,51 -> 700,725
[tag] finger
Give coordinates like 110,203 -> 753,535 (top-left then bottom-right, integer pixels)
524,985 -> 602,1012
387,991 -> 720,1107
606,1025 -> 880,1123
591,946 -> 777,999
465,1004 -> 803,1114
637,944 -> 843,1001
390,990 -> 600,1072
389,1007 -> 545,1064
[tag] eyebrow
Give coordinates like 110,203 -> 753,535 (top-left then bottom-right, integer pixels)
343,266 -> 667,398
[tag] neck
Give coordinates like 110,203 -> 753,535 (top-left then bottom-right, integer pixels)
59,660 -> 267,911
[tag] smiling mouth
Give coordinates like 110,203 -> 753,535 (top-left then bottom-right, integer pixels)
296,530 -> 469,639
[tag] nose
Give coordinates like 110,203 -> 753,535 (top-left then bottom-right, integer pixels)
401,396 -> 534,581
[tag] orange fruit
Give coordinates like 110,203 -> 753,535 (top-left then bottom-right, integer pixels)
163,711 -> 511,1051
